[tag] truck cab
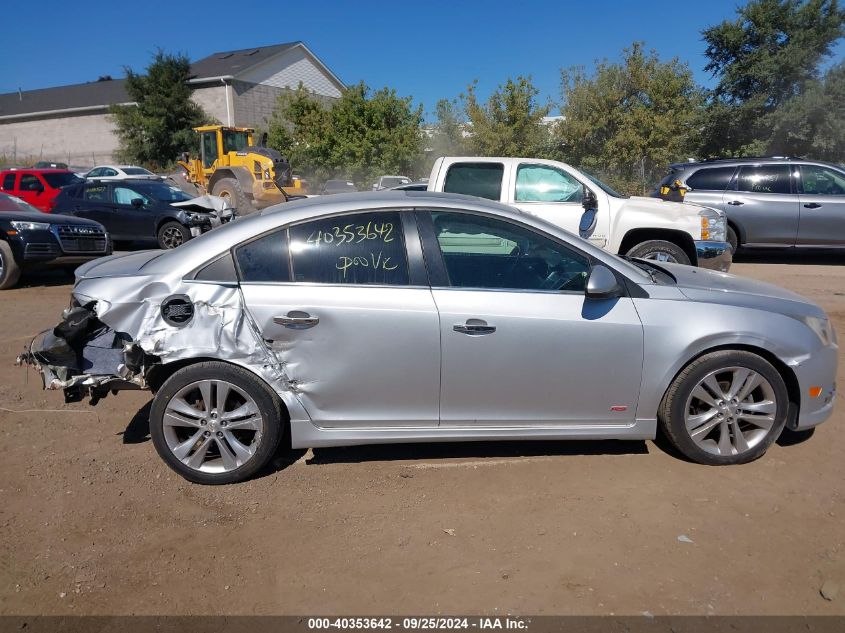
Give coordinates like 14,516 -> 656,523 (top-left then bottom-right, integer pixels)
428,157 -> 732,271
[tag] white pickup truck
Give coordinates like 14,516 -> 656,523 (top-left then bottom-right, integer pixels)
427,157 -> 732,271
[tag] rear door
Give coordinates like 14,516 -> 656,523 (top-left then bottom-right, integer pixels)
420,210 -> 644,427
796,164 -> 845,246
71,183 -> 117,235
237,209 -> 441,428
683,166 -> 737,214
723,164 -> 799,246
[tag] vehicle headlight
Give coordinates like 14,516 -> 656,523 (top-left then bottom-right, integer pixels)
799,315 -> 836,347
699,208 -> 726,242
10,220 -> 50,231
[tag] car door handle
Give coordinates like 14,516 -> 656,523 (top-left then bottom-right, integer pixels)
274,312 -> 319,329
727,200 -> 744,206
453,322 -> 496,335
803,202 -> 822,209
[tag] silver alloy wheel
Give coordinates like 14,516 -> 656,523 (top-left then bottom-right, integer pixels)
0,248 -> 4,280
643,251 -> 677,263
161,227 -> 184,249
162,379 -> 264,473
684,366 -> 777,456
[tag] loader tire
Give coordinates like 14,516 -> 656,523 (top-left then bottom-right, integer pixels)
212,177 -> 256,216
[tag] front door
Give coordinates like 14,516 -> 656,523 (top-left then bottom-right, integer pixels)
238,209 -> 441,428
422,210 -> 644,427
797,164 -> 845,246
17,173 -> 49,210
111,184 -> 157,240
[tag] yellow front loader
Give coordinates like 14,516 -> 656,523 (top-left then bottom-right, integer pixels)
177,125 -> 305,215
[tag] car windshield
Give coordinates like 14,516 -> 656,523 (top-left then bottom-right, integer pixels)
122,167 -> 154,176
582,171 -> 627,198
42,172 -> 83,188
0,192 -> 40,213
130,182 -> 194,203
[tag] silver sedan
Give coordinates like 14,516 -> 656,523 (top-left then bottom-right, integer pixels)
20,191 -> 838,484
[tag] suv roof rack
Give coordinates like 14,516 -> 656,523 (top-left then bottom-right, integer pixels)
699,156 -> 800,163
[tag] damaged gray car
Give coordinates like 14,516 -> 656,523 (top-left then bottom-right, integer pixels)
18,191 -> 837,484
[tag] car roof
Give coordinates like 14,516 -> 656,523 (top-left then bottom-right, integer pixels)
669,157 -> 844,171
0,168 -> 73,174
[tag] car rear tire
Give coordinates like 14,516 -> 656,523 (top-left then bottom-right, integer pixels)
149,361 -> 285,484
659,350 -> 788,465
626,240 -> 690,265
727,226 -> 738,253
157,221 -> 190,250
211,177 -> 256,216
0,241 -> 22,290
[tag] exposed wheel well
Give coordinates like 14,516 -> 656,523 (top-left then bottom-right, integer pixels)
727,219 -> 743,247
662,343 -> 801,427
618,229 -> 697,264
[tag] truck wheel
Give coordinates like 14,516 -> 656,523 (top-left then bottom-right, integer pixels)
157,222 -> 190,250
727,226 -> 738,253
0,241 -> 22,290
149,361 -> 284,484
626,240 -> 690,265
212,177 -> 256,216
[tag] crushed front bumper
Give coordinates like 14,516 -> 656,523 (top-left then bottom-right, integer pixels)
694,240 -> 732,272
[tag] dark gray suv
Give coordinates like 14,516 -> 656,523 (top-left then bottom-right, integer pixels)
655,157 -> 845,252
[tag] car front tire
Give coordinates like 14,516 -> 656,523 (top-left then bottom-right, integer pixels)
0,241 -> 22,290
149,361 -> 284,484
157,221 -> 191,249
626,240 -> 691,265
659,350 -> 789,465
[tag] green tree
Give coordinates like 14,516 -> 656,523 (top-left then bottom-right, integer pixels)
462,77 -> 551,157
700,0 -> 845,156
111,50 -> 210,168
418,98 -> 467,174
268,82 -> 423,188
556,43 -> 704,194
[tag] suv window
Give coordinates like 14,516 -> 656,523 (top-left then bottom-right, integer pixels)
114,186 -> 151,206
686,166 -> 736,191
19,174 -> 43,192
83,184 -> 110,202
735,165 -> 792,195
515,164 -> 582,203
443,163 -> 504,201
236,230 -> 291,283
42,172 -> 81,188
431,211 -> 590,292
288,211 -> 409,285
800,165 -> 845,196
1,173 -> 15,190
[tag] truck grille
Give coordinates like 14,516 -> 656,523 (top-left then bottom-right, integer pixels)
53,225 -> 108,253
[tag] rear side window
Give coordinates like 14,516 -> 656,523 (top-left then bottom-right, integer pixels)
443,163 -> 504,201
686,166 -> 736,191
236,230 -> 291,283
288,211 -> 409,285
42,172 -> 82,188
1,173 -> 15,190
19,174 -> 42,191
84,184 -> 110,202
735,165 -> 792,195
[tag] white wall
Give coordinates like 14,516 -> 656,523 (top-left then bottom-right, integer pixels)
238,46 -> 343,99
0,112 -> 118,166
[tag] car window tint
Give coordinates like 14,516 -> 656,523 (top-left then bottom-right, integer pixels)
114,186 -> 150,206
88,168 -> 102,178
103,168 -> 118,177
515,164 -> 583,203
19,174 -> 42,191
800,165 -> 845,196
236,230 -> 291,283
42,172 -> 81,188
289,211 -> 409,285
431,211 -> 590,292
736,165 -> 792,195
443,163 -> 504,201
83,184 -> 110,202
1,174 -> 15,190
686,166 -> 736,191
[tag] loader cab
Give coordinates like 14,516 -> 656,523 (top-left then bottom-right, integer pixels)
196,125 -> 256,171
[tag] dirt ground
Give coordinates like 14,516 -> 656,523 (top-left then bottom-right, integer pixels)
0,253 -> 843,616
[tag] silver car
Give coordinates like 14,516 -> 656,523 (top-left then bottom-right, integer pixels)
19,191 -> 837,484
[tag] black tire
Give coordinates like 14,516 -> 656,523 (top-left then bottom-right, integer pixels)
727,225 -> 739,253
0,241 -> 22,290
211,177 -> 256,216
149,361 -> 285,485
626,240 -> 691,265
659,350 -> 789,465
157,221 -> 191,250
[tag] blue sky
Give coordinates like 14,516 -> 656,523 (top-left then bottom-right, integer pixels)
3,0 -> 843,119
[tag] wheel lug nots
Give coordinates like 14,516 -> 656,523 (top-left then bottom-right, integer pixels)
216,431 -> 223,437
203,431 -> 210,437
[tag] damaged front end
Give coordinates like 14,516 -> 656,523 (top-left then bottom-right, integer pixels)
17,302 -> 152,404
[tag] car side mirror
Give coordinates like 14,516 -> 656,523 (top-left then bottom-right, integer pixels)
131,198 -> 144,208
581,185 -> 597,211
585,265 -> 623,299
579,208 -> 597,238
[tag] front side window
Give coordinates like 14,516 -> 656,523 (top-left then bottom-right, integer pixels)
515,164 -> 582,203
735,165 -> 792,195
19,174 -> 42,192
1,173 -> 15,190
800,165 -> 845,196
289,211 -> 409,285
431,211 -> 590,292
442,163 -> 504,201
686,166 -> 736,191
236,230 -> 291,283
83,184 -> 110,202
114,186 -> 151,206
